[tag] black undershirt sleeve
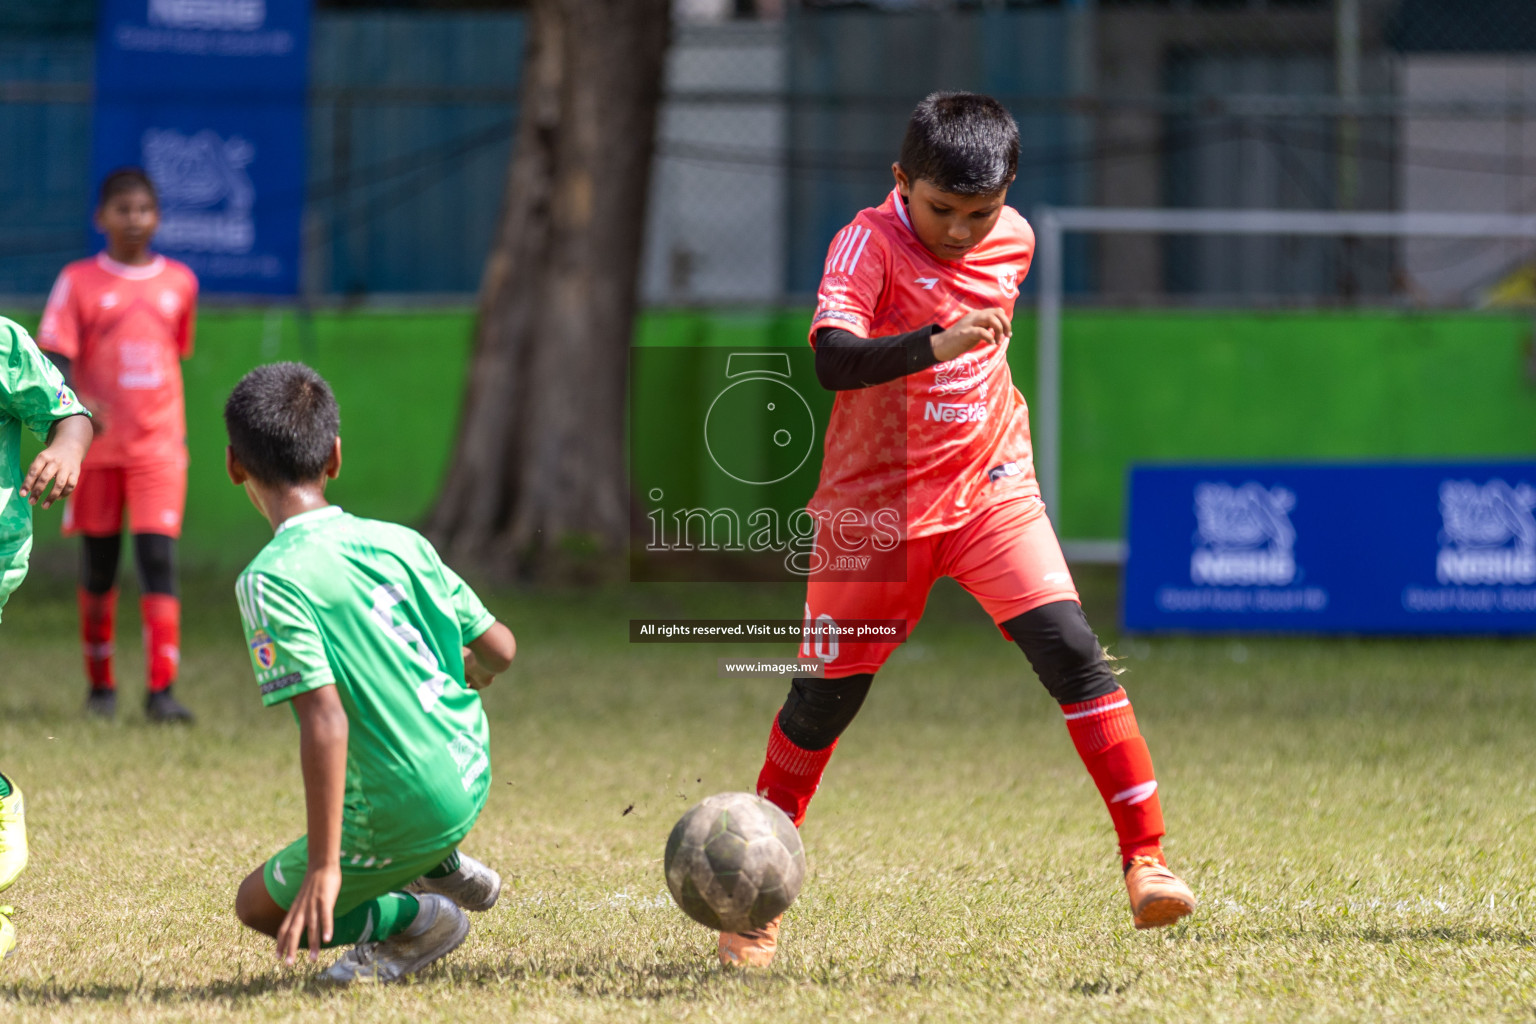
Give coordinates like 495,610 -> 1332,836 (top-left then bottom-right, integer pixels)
43,351 -> 73,389
813,325 -> 940,391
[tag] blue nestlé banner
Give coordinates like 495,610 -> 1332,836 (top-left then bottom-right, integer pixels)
93,0 -> 310,294
1123,462 -> 1536,634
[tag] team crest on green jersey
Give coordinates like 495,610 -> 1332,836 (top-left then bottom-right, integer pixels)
249,629 -> 277,670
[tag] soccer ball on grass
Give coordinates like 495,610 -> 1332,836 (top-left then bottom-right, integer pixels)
663,791 -> 805,932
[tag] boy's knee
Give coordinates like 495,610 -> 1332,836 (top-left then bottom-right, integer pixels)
1002,600 -> 1120,705
778,673 -> 874,751
79,535 -> 120,594
235,869 -> 282,935
133,533 -> 177,596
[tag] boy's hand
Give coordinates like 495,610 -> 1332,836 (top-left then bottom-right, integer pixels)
275,863 -> 341,964
463,622 -> 516,691
21,414 -> 92,509
287,686 -> 348,964
463,646 -> 496,690
932,309 -> 1012,363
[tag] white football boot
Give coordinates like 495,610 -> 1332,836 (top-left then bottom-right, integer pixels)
408,851 -> 501,912
323,894 -> 470,984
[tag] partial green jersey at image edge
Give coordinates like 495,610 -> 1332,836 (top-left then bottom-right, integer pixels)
0,316 -> 87,619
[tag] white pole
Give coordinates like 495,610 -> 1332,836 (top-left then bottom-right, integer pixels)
1335,0 -> 1362,212
1024,206 -> 1536,565
1034,206 -> 1063,520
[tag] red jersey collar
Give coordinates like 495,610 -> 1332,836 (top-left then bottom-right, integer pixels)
96,252 -> 166,281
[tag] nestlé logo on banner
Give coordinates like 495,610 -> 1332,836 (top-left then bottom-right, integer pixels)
1435,479 -> 1536,585
1190,482 -> 1297,586
142,129 -> 257,255
148,0 -> 265,30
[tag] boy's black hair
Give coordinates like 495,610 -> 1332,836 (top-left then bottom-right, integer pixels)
224,363 -> 341,486
98,167 -> 158,207
898,92 -> 1019,196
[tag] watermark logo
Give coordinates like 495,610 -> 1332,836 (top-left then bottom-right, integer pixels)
704,353 -> 816,486
142,128 -> 256,254
1435,479 -> 1536,585
148,0 -> 265,30
632,345 -> 906,582
1190,482 -> 1297,586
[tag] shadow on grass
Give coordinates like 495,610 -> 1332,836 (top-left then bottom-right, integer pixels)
1,973 -> 321,1007
428,954 -> 793,1000
1349,924 -> 1535,947
1187,923 -> 1535,946
1070,971 -> 1142,997
0,955 -> 795,1008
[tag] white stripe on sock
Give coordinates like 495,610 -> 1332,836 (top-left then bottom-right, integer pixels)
1110,780 -> 1158,805
1062,698 -> 1129,722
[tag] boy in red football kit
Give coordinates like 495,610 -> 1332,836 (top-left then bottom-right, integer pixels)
719,93 -> 1195,968
38,168 -> 197,723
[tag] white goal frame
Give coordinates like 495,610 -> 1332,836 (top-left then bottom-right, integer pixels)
1031,206 -> 1536,563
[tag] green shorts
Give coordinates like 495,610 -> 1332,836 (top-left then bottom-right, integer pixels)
0,558 -> 29,624
262,837 -> 458,916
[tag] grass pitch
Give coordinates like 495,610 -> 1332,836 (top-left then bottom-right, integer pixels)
2,565 -> 1534,1022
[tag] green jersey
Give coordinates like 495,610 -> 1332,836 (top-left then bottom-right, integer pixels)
0,316 -> 85,619
236,507 -> 498,858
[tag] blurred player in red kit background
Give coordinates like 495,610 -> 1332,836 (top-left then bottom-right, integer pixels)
39,168 -> 198,723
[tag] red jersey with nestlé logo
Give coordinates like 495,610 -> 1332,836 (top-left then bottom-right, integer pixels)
807,189 -> 1038,540
37,253 -> 197,468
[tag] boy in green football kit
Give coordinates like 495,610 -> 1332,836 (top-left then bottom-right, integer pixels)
225,362 -> 517,983
0,316 -> 93,961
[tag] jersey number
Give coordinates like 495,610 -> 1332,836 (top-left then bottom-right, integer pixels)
798,604 -> 840,663
369,584 -> 453,712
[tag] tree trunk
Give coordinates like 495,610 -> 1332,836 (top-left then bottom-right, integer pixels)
428,0 -> 670,581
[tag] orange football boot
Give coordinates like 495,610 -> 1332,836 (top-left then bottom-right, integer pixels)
718,915 -> 781,968
1124,855 -> 1196,929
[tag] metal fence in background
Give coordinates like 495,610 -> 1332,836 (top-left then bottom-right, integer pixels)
0,9 -> 525,299
4,0 -> 1536,306
307,13 -> 523,296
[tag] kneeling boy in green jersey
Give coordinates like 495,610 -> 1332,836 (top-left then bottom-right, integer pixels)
0,316 -> 93,962
226,362 -> 516,984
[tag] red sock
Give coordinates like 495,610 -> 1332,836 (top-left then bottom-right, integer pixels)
755,717 -> 836,827
78,588 -> 117,691
1061,687 -> 1166,865
140,594 -> 181,694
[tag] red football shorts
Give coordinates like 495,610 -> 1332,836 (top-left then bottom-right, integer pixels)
800,496 -> 1080,678
63,461 -> 187,538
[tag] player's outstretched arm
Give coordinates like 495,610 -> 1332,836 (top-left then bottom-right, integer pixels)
931,308 -> 1012,363
813,308 -> 1015,391
276,685 -> 348,965
463,622 -> 516,691
21,413 -> 92,509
